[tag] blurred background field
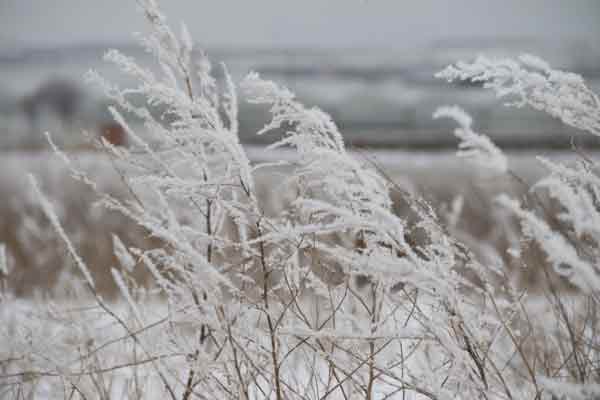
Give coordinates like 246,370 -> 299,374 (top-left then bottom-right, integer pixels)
0,147 -> 577,295
1,0 -> 600,294
1,42 -> 600,150
2,0 -> 600,150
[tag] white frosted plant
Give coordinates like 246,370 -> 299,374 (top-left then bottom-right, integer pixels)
438,53 -> 600,397
5,2 -> 600,400
3,1 -> 511,398
433,105 -> 508,175
437,53 -> 600,136
3,2 -> 475,399
438,53 -> 600,293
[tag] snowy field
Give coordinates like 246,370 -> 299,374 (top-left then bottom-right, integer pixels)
3,4 -> 600,396
0,146 -> 595,399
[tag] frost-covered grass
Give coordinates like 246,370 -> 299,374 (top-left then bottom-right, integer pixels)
3,1 -> 600,399
0,147 -> 553,296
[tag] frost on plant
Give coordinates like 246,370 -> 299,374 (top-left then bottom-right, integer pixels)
440,53 -> 600,397
4,2 -> 600,400
437,54 -> 600,136
433,105 -> 508,175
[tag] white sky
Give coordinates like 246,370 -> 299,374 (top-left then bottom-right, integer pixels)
1,1 -> 599,49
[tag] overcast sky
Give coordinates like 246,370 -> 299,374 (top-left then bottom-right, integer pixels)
1,1 -> 599,50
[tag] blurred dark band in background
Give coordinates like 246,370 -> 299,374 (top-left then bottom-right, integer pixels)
1,0 -> 599,150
